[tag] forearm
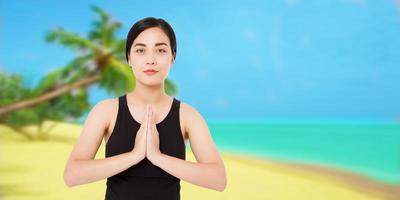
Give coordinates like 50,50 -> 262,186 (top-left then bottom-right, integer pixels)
152,153 -> 227,191
64,151 -> 142,187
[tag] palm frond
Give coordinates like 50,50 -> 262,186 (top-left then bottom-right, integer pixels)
45,27 -> 98,52
99,59 -> 135,96
88,6 -> 122,47
165,79 -> 178,96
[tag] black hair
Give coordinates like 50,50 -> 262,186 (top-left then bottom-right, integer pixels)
125,17 -> 177,62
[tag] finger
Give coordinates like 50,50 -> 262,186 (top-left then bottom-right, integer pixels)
147,105 -> 151,132
146,105 -> 150,147
143,104 -> 148,130
151,108 -> 157,135
152,107 -> 156,125
152,109 -> 157,132
147,105 -> 152,135
150,110 -> 157,133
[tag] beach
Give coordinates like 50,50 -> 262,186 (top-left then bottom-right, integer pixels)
0,121 -> 398,200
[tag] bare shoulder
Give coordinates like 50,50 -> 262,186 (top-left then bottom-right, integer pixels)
96,98 -> 119,115
67,97 -> 119,161
181,102 -> 198,117
93,97 -> 118,111
179,101 -> 209,138
89,97 -> 118,126
179,101 -> 222,164
180,102 -> 204,121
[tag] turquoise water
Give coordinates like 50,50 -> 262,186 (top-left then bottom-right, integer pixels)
206,121 -> 400,184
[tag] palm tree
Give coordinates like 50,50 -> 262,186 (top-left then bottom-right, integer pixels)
0,6 -> 178,117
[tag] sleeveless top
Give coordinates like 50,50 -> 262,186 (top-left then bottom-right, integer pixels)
104,94 -> 186,200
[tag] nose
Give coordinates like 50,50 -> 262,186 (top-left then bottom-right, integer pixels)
146,53 -> 157,65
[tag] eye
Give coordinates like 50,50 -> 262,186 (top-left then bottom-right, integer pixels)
157,49 -> 167,53
135,49 -> 144,54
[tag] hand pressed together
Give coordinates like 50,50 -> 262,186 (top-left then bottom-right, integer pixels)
130,104 -> 162,163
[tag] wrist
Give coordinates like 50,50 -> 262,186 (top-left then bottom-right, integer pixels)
130,150 -> 144,164
150,152 -> 163,166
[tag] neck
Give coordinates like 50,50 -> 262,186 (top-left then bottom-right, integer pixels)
127,81 -> 168,106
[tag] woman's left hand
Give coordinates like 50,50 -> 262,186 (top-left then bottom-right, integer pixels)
146,106 -> 162,163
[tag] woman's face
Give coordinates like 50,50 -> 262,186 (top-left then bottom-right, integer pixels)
128,27 -> 174,86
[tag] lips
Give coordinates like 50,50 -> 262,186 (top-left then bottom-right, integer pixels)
144,69 -> 158,75
144,69 -> 158,72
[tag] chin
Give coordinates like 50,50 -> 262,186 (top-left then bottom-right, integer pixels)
139,79 -> 164,87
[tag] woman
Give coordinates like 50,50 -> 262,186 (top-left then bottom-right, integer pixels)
63,17 -> 227,200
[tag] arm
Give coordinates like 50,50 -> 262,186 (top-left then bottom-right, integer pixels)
63,99 -> 141,187
150,103 -> 227,192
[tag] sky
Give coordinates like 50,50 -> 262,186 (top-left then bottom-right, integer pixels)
1,0 -> 400,122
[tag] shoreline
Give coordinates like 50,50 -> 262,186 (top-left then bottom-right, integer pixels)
1,121 -> 400,199
221,152 -> 400,200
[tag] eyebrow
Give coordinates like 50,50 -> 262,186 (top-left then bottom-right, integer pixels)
133,42 -> 169,47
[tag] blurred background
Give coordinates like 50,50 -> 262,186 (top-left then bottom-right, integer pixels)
1,0 -> 399,199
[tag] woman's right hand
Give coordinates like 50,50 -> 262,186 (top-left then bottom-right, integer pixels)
130,104 -> 149,161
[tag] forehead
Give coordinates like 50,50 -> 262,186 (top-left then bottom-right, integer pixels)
133,27 -> 170,46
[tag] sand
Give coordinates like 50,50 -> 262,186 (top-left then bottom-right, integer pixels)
0,121 -> 398,200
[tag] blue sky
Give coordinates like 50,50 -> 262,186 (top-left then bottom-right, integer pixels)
1,0 -> 400,122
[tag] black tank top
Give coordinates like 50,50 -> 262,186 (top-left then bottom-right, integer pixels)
105,94 -> 186,200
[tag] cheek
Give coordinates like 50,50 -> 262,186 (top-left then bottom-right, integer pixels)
130,61 -> 143,73
159,55 -> 173,65
130,57 -> 145,67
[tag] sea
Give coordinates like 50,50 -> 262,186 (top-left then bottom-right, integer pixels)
205,120 -> 400,184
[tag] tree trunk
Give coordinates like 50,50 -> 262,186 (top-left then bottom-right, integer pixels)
0,74 -> 100,117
